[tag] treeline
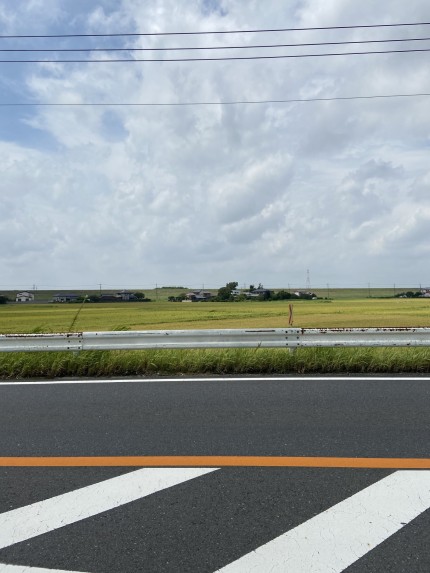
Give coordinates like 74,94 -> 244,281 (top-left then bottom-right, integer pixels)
84,292 -> 151,303
216,282 -> 318,302
395,291 -> 428,298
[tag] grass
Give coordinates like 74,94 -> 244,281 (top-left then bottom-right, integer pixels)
0,347 -> 429,379
1,298 -> 430,378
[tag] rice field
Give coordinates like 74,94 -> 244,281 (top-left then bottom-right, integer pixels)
1,298 -> 430,333
1,297 -> 430,378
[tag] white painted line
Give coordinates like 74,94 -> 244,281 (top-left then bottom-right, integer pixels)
0,564 -> 85,573
216,470 -> 430,573
0,376 -> 428,386
0,467 -> 217,550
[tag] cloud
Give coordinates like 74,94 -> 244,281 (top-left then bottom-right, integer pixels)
209,154 -> 293,224
1,0 -> 430,288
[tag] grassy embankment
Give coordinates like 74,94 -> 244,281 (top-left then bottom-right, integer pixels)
0,297 -> 430,377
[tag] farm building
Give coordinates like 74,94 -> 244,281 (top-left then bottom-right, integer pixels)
117,290 -> 136,301
15,292 -> 34,303
184,290 -> 214,302
99,291 -> 137,302
294,291 -> 317,299
52,293 -> 79,303
246,288 -> 272,299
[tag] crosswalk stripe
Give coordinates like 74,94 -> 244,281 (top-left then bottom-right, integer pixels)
0,564 -> 83,572
0,467 -> 217,550
216,470 -> 430,572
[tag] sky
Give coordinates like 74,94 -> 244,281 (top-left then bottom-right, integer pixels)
1,0 -> 430,291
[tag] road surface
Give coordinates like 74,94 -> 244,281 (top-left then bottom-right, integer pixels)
0,376 -> 429,572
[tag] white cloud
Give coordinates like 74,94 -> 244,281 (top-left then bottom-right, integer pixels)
209,154 -> 293,224
1,0 -> 430,288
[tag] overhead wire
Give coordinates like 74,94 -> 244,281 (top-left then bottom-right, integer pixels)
1,21 -> 430,38
1,93 -> 430,106
2,21 -> 430,62
1,47 -> 430,62
1,36 -> 430,52
1,23 -> 428,104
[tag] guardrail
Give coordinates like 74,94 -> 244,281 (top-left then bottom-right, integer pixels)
1,327 -> 430,353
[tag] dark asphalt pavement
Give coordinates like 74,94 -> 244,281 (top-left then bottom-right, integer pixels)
0,376 -> 429,572
0,377 -> 429,457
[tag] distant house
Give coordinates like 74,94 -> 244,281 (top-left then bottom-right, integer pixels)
99,290 -> 137,302
294,291 -> 317,300
421,289 -> 430,298
52,293 -> 79,303
99,294 -> 119,302
246,288 -> 272,299
117,290 -> 136,301
15,292 -> 34,303
184,290 -> 214,302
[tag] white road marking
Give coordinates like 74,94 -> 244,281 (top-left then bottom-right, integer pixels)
0,376 -> 428,386
0,467 -> 217,550
0,564 -> 84,573
216,470 -> 430,573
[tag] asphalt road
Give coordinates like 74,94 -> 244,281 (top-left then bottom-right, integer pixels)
0,376 -> 429,572
1,376 -> 429,457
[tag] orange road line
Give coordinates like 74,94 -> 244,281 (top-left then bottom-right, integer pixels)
0,456 -> 429,468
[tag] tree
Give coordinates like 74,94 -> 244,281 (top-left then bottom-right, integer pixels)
0,295 -> 8,304
134,292 -> 145,300
273,290 -> 291,300
87,295 -> 101,303
217,281 -> 238,301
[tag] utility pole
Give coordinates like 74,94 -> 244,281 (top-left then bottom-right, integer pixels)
306,269 -> 311,291
327,283 -> 330,299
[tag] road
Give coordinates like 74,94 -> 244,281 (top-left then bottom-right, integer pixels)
0,376 -> 429,572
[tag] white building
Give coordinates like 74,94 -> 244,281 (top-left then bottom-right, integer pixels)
15,292 -> 34,303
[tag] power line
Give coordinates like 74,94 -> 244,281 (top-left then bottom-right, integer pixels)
1,36 -> 430,52
2,47 -> 430,63
1,93 -> 429,107
1,21 -> 430,38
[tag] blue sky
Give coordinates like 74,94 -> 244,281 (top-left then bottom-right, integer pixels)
1,0 -> 430,290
